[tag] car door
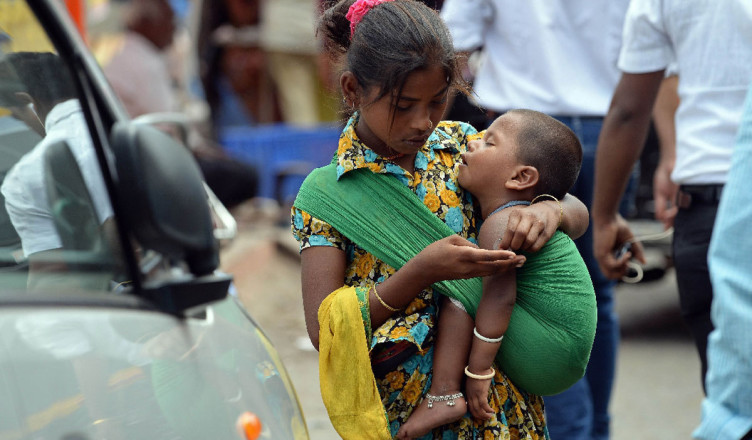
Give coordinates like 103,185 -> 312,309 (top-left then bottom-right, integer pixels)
0,1 -> 308,439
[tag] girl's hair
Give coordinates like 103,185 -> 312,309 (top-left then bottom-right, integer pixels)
319,0 -> 467,105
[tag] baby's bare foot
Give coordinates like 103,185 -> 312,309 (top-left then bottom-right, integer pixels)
396,391 -> 466,439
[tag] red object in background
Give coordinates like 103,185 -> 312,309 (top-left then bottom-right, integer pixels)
236,412 -> 263,440
63,0 -> 87,42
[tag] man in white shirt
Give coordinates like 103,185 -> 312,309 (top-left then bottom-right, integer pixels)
441,2 -> 631,438
592,2 -> 752,436
0,52 -> 113,288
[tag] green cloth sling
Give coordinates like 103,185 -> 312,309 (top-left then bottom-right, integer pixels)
294,164 -> 595,395
295,164 -> 482,314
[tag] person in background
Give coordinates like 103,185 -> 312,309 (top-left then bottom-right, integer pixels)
197,0 -> 281,130
650,73 -> 680,230
260,0 -> 322,127
95,0 -> 259,210
96,0 -> 177,117
0,52 -> 114,289
440,1 -> 632,438
693,79 -> 752,440
592,0 -> 752,396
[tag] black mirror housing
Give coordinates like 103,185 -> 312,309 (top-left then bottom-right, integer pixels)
110,122 -> 217,276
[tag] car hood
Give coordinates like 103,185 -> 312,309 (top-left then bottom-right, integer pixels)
0,296 -> 308,440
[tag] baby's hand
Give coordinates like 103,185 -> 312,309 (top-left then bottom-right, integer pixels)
465,369 -> 495,420
498,203 -> 558,252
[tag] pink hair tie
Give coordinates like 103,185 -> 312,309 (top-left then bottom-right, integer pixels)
346,0 -> 396,38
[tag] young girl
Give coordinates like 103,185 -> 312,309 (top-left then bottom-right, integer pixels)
292,1 -> 588,438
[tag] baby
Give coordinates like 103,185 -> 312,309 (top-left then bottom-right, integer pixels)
398,109 -> 597,439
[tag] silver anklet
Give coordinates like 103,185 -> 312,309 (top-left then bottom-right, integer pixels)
425,392 -> 464,409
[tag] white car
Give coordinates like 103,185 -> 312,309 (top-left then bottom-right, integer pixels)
0,1 -> 308,439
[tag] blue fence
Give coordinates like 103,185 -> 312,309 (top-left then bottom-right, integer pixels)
220,124 -> 341,201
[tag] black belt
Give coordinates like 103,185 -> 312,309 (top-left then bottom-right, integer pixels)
676,184 -> 724,209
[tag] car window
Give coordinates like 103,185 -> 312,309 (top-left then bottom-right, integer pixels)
0,1 -> 124,292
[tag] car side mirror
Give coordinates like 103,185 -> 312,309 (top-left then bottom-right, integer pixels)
109,121 -> 218,276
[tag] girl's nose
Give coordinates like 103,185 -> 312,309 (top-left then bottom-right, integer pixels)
412,108 -> 433,132
467,139 -> 480,152
418,116 -> 432,132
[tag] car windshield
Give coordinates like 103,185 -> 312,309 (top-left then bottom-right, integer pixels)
0,1 -> 124,292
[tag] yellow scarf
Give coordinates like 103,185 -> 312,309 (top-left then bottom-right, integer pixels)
318,286 -> 391,439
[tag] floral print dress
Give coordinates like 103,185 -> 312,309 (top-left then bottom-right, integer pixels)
291,114 -> 548,439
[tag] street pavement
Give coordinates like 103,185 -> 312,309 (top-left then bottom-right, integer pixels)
220,207 -> 703,440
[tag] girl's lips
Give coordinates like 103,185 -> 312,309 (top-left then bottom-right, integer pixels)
406,136 -> 429,146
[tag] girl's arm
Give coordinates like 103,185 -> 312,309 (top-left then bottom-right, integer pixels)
498,193 -> 588,252
300,246 -> 347,349
300,235 -> 525,349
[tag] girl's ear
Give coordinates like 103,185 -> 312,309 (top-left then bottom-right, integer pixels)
505,165 -> 539,190
340,71 -> 359,107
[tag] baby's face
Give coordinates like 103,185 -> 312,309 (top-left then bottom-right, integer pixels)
457,114 -> 522,195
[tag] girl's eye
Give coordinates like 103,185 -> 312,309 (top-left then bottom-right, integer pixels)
395,104 -> 411,112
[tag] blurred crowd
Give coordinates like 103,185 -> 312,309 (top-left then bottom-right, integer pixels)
83,0 -> 453,136
87,0 -> 329,132
79,0 -> 448,209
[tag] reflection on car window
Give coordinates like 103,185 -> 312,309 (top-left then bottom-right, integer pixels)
0,8 -> 123,292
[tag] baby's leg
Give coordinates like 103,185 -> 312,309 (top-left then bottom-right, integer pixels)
397,297 -> 472,439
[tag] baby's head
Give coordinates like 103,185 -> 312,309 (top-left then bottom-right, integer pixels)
458,109 -> 582,204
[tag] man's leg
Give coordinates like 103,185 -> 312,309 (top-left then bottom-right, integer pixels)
545,117 -> 625,440
545,379 -> 594,439
673,200 -> 718,391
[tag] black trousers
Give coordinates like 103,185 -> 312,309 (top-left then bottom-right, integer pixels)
673,185 -> 721,392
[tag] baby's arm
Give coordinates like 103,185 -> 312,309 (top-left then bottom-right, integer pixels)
465,213 -> 518,420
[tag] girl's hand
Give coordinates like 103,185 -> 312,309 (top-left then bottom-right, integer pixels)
497,202 -> 558,252
465,374 -> 495,420
410,235 -> 525,287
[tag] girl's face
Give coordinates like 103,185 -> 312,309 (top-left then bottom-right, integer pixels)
354,65 -> 449,157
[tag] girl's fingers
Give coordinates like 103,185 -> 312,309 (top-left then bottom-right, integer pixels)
461,247 -> 517,262
484,249 -> 518,261
478,255 -> 526,268
448,236 -> 480,248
